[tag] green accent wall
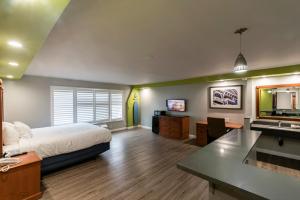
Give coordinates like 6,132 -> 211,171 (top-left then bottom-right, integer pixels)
129,64 -> 300,125
0,0 -> 70,79
259,89 -> 273,116
133,64 -> 300,88
126,88 -> 141,127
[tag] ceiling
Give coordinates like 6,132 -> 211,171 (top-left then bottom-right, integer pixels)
25,0 -> 300,85
0,0 -> 70,79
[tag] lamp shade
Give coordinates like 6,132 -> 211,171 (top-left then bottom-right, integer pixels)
233,53 -> 248,73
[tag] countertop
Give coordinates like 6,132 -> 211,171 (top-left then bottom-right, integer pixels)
177,129 -> 300,200
251,123 -> 300,133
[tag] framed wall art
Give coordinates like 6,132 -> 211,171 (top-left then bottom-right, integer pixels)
209,85 -> 243,109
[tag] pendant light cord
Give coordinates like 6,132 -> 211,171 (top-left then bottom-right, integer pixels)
239,33 -> 242,53
234,27 -> 247,53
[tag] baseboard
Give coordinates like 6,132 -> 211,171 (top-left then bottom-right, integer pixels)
110,127 -> 127,132
127,125 -> 141,129
111,125 -> 142,132
189,134 -> 196,139
141,125 -> 151,130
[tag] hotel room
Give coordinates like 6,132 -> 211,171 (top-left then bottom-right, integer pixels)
1,0 -> 300,200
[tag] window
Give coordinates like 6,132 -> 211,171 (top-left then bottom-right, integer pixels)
52,88 -> 74,126
51,87 -> 123,126
77,89 -> 94,123
95,90 -> 110,122
111,91 -> 123,120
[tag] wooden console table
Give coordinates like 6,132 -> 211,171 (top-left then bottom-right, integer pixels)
159,115 -> 190,140
196,120 -> 243,146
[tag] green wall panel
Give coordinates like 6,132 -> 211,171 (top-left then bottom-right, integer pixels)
126,88 -> 141,127
134,64 -> 300,89
0,0 -> 70,79
259,89 -> 273,116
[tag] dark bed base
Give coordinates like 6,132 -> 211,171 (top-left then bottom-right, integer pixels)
41,142 -> 110,175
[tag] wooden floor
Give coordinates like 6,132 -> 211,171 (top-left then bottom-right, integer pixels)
41,128 -> 208,200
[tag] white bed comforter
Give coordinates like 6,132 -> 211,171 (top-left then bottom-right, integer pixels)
4,123 -> 111,158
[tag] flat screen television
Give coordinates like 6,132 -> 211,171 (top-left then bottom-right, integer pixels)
166,99 -> 186,112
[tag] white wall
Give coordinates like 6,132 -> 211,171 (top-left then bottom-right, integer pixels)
141,74 -> 300,135
4,75 -> 131,129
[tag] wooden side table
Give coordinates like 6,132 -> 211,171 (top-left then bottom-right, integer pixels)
0,152 -> 42,200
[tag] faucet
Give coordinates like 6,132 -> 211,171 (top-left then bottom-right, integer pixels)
278,121 -> 282,127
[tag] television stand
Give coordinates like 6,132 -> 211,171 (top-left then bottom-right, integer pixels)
159,115 -> 190,140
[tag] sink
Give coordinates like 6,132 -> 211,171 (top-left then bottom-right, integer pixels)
291,124 -> 300,129
251,120 -> 300,132
252,120 -> 300,129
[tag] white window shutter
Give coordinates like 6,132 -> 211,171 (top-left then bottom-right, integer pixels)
95,90 -> 110,122
52,88 -> 74,126
111,91 -> 123,120
76,89 -> 94,123
52,87 -> 124,125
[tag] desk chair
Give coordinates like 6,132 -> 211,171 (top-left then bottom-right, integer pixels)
207,117 -> 227,143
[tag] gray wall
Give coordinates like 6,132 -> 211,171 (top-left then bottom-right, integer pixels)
140,80 -> 252,135
4,75 -> 131,129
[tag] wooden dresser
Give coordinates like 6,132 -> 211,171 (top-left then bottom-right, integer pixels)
159,115 -> 190,140
0,152 -> 42,200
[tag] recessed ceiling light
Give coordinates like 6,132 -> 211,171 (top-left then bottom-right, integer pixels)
7,40 -> 23,48
8,61 -> 19,67
6,75 -> 14,79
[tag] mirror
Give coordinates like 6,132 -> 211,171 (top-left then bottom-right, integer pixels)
256,84 -> 300,121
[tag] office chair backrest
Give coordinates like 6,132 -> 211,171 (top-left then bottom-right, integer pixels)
207,117 -> 226,140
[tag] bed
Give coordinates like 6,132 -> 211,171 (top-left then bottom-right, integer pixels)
0,81 -> 111,174
3,123 -> 111,174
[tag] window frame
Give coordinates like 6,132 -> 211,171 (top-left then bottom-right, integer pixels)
50,86 -> 124,126
110,89 -> 124,122
95,89 -> 111,123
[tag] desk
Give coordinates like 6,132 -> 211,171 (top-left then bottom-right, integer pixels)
196,120 -> 243,146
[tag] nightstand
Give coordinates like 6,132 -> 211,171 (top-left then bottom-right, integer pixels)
0,151 -> 42,200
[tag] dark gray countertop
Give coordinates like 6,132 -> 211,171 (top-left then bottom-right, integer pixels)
177,129 -> 300,200
251,123 -> 300,133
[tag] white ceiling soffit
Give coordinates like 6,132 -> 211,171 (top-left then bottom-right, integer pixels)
26,0 -> 300,85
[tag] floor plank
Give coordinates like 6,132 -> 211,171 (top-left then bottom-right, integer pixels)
41,128 -> 208,200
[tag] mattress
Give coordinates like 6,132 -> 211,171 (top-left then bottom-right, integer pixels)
4,123 -> 111,158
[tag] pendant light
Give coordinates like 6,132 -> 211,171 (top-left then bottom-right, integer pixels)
233,27 -> 248,73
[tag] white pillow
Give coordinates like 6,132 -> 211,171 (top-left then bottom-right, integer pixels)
14,121 -> 32,139
3,122 -> 20,145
